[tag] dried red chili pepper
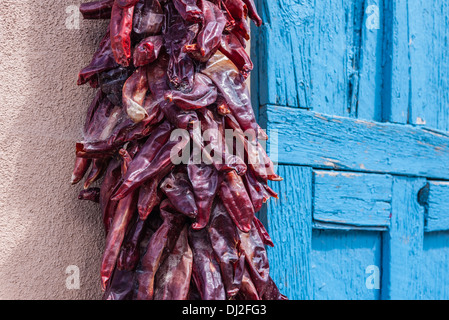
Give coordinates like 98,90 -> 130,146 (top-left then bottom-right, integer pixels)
160,171 -> 198,218
101,189 -> 138,290
188,161 -> 220,230
219,32 -> 253,78
164,73 -> 217,110
219,170 -> 254,233
110,2 -> 135,67
208,200 -> 245,298
80,0 -> 115,19
71,157 -> 92,185
153,225 -> 193,300
189,226 -> 226,300
241,0 -> 262,27
133,0 -> 164,35
122,67 -> 149,123
133,35 -> 163,67
136,200 -> 187,300
238,222 -> 270,297
202,51 -> 259,138
78,31 -> 119,87
78,187 -> 101,203
172,0 -> 203,22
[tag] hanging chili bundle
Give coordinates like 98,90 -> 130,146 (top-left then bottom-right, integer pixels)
73,0 -> 287,301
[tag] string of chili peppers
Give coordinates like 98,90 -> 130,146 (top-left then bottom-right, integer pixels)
73,0 -> 287,300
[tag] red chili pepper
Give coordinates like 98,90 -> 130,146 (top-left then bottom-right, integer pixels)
164,73 -> 218,110
80,0 -> 115,19
208,200 -> 245,298
84,158 -> 108,189
189,226 -> 226,300
117,215 -> 146,271
136,200 -> 187,300
100,157 -> 122,233
238,223 -> 270,297
78,31 -> 118,87
172,0 -> 203,22
133,0 -> 164,35
160,171 -> 198,218
101,188 -> 138,290
78,187 -> 101,203
202,51 -> 259,139
122,67 -> 149,123
133,35 -> 163,67
218,170 -> 254,233
188,161 -> 220,230
184,0 -> 226,61
253,217 -> 274,248
241,0 -> 262,27
219,33 -> 253,78
110,2 -> 135,67
71,157 -> 92,185
225,113 -> 283,182
153,225 -> 193,300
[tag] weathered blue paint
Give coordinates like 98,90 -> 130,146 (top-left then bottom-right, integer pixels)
253,0 -> 449,300
381,177 -> 426,300
422,232 -> 449,299
426,181 -> 449,232
313,171 -> 392,229
264,165 -> 313,300
261,105 -> 449,179
311,230 -> 382,300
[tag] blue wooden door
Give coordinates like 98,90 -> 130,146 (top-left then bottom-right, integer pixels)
252,0 -> 449,299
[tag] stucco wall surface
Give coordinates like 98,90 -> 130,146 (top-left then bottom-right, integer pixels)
0,0 -> 108,299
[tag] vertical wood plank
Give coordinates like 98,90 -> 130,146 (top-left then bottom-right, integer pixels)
422,231 -> 449,299
382,0 -> 411,124
257,0 -> 313,109
381,176 -> 426,300
408,0 -> 449,131
357,0 -> 384,122
264,165 -> 313,300
256,0 -> 383,121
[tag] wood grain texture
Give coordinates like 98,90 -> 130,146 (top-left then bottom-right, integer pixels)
381,0 -> 410,124
311,230 -> 382,300
422,231 -> 449,299
255,0 -> 383,121
313,170 -> 392,228
425,181 -> 449,232
381,176 -> 426,300
262,105 -> 449,179
408,0 -> 449,131
265,165 -> 313,300
383,0 -> 449,131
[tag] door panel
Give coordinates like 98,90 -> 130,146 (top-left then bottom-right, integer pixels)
422,232 -> 449,299
253,0 -> 449,299
311,230 -> 382,300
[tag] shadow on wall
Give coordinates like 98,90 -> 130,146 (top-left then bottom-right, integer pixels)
0,0 -> 108,299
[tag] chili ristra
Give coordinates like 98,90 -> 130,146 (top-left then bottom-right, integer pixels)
73,0 -> 287,301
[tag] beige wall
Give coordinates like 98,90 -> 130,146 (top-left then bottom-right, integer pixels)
0,1 -> 253,300
0,0 -> 107,299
